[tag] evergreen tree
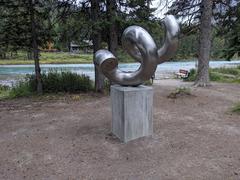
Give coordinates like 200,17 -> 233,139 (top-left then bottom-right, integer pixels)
168,0 -> 238,86
0,0 -> 61,93
217,1 -> 240,59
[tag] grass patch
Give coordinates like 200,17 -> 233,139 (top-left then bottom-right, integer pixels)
0,85 -> 10,100
184,66 -> 240,83
168,87 -> 192,99
9,81 -> 34,98
232,102 -> 240,114
0,52 -> 93,65
0,49 -> 137,65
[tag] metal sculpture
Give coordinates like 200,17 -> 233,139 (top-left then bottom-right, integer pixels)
94,15 -> 180,86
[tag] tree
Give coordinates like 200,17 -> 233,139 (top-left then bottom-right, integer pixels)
90,0 -> 105,92
29,0 -> 43,93
0,0 -> 76,93
169,0 -> 237,86
0,0 -> 48,93
106,0 -> 118,56
195,0 -> 213,86
217,1 -> 240,59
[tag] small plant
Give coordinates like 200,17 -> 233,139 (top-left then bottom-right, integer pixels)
184,69 -> 196,82
0,84 -> 10,100
232,102 -> 240,114
209,71 -> 222,81
168,87 -> 192,99
144,79 -> 153,86
0,84 -> 9,91
104,79 -> 111,92
9,81 -> 34,98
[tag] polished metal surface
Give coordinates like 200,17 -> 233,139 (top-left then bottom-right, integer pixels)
94,15 -> 180,86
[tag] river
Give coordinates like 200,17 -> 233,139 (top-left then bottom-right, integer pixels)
0,60 -> 240,86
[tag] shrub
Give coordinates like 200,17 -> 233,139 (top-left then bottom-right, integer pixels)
232,102 -> 240,114
9,81 -> 33,98
0,85 -> 10,100
7,71 -> 94,98
28,70 -> 94,93
184,67 -> 240,83
168,87 -> 192,99
209,71 -> 222,81
184,69 -> 197,82
214,67 -> 240,76
0,84 -> 9,91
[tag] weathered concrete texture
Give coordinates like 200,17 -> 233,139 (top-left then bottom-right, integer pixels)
111,85 -> 153,142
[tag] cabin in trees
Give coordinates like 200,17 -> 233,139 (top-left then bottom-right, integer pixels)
70,40 -> 93,54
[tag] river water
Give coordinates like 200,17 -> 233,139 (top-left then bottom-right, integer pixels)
0,60 -> 240,86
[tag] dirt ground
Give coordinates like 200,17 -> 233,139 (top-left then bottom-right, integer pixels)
0,80 -> 240,180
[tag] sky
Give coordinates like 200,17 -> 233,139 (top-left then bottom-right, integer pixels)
75,0 -> 172,18
152,0 -> 173,18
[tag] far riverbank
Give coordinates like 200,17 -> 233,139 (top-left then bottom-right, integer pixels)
1,60 -> 240,86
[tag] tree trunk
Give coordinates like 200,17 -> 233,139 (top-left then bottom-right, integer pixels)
91,0 -> 105,93
29,0 -> 43,94
195,0 -> 213,87
106,0 -> 118,56
27,50 -> 33,60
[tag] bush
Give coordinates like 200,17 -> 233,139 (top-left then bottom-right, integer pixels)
214,67 -> 240,76
184,67 -> 240,83
209,71 -> 222,81
168,87 -> 192,99
232,102 -> 240,114
7,71 -> 94,98
184,69 -> 197,82
9,81 -> 33,98
28,70 -> 94,93
0,84 -> 9,91
0,84 -> 10,100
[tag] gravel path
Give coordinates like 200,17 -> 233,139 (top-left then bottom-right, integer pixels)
0,80 -> 240,180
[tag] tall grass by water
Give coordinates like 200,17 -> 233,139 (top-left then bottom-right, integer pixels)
185,66 -> 240,83
1,71 -> 94,99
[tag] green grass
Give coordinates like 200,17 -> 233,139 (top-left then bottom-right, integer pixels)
9,81 -> 34,98
0,90 -> 10,100
0,49 -> 136,65
232,102 -> 240,114
0,85 -> 10,100
185,66 -> 240,83
0,52 -> 93,65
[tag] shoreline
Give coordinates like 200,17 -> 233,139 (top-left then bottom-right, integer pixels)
0,59 -> 240,66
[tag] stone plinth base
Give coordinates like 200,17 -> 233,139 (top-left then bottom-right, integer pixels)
111,85 -> 153,143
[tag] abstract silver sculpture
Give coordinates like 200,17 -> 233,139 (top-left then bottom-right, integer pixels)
94,15 -> 180,86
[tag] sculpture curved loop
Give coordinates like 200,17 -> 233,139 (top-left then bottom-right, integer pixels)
94,15 -> 180,86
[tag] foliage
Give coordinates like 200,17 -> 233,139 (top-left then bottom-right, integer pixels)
184,69 -> 197,82
28,70 -> 94,93
9,81 -> 34,98
184,66 -> 240,83
0,84 -> 9,91
232,102 -> 240,114
0,84 -> 10,100
4,71 -> 94,98
220,3 -> 240,60
0,0 -> 58,56
168,87 -> 192,99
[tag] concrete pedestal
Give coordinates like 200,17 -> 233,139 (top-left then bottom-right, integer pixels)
111,85 -> 153,143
